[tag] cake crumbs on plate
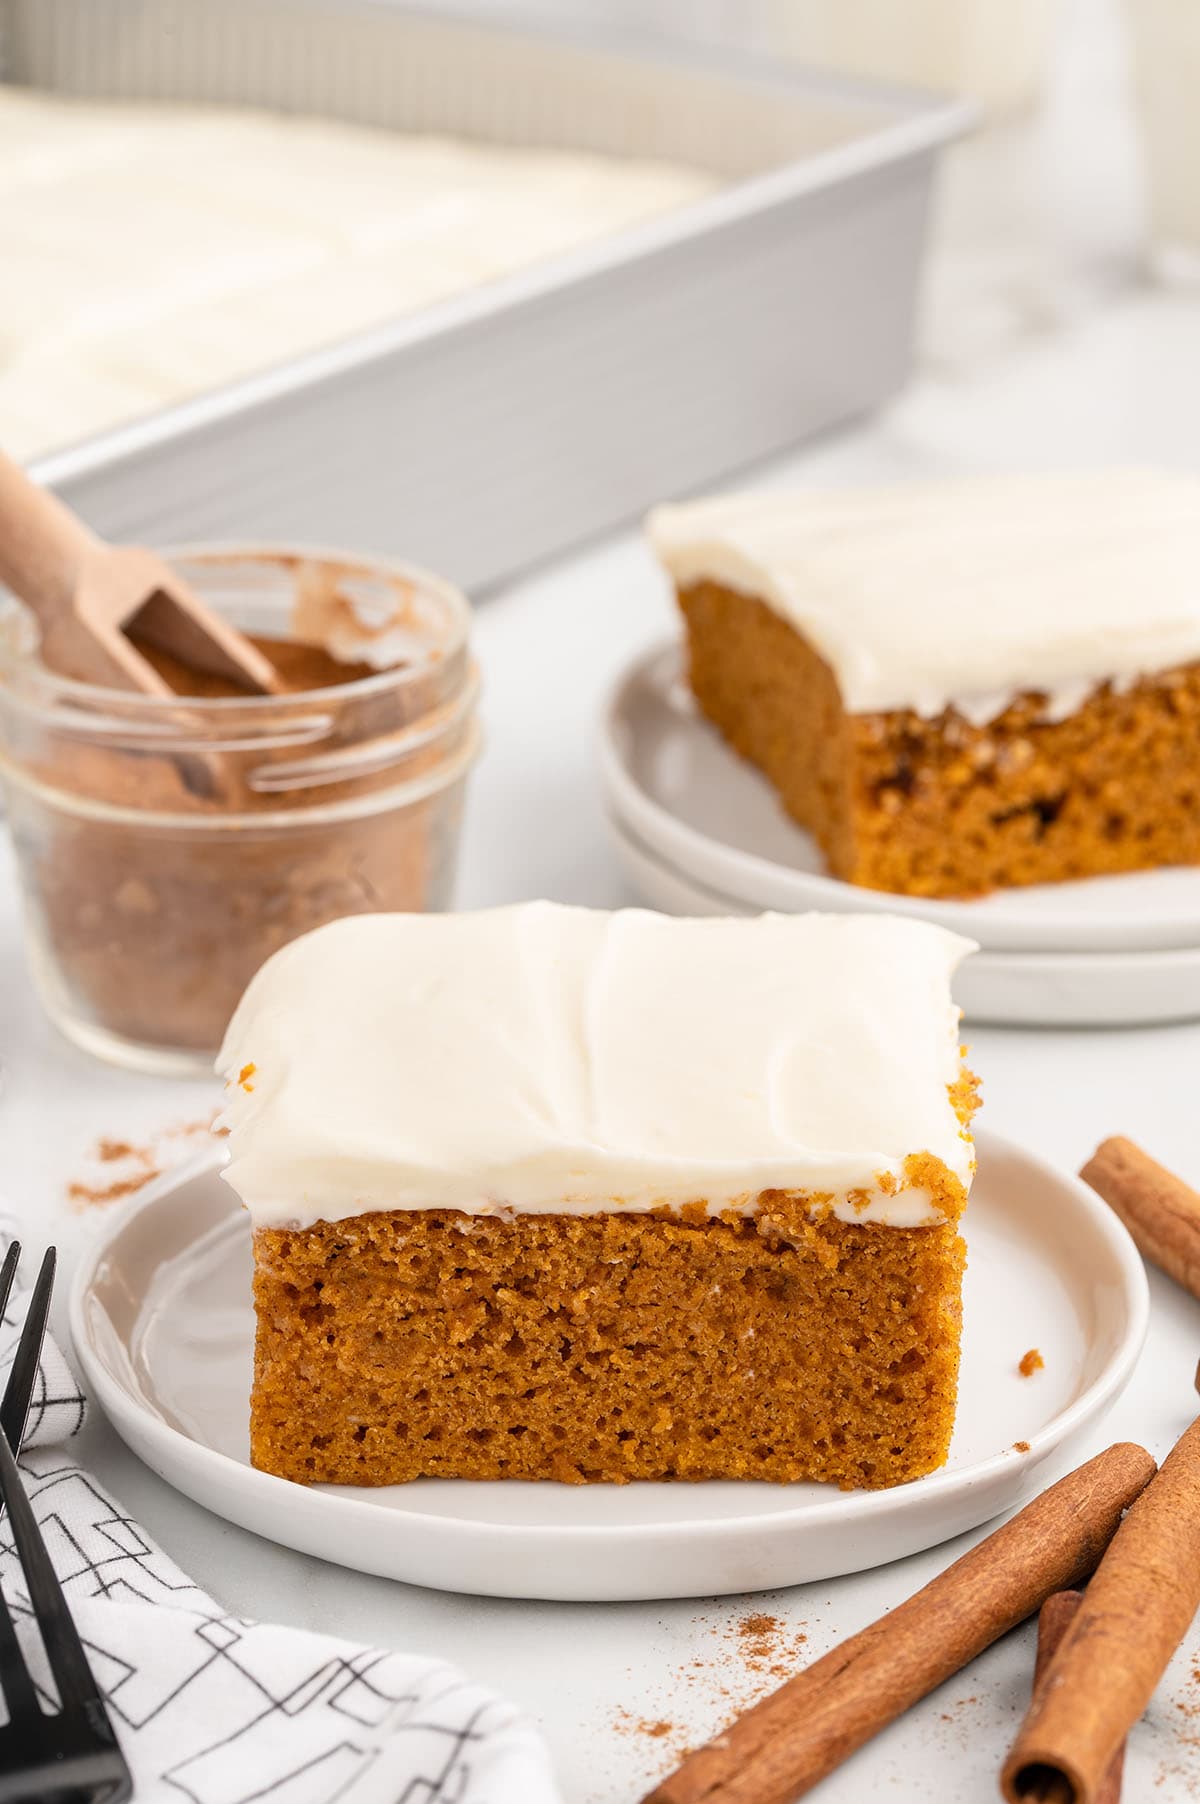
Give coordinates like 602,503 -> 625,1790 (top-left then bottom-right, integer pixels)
1018,1348 -> 1045,1377
1013,1440 -> 1032,1453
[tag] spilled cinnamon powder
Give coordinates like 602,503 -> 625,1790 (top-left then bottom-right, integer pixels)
68,1171 -> 161,1209
95,1138 -> 142,1164
609,1605 -> 812,1771
612,1708 -> 681,1749
66,1113 -> 224,1210
731,1611 -> 809,1679
1153,1653 -> 1200,1791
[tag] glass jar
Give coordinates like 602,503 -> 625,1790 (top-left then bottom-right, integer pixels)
0,545 -> 479,1075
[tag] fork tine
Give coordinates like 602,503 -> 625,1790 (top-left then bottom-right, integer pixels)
0,1242 -> 41,1731
0,1249 -> 53,1460
0,1562 -> 41,1728
0,1254 -> 113,1723
0,1245 -> 21,1340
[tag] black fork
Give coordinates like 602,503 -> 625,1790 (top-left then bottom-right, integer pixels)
0,1243 -> 132,1804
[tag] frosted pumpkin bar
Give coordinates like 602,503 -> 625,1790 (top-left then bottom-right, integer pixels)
219,904 -> 978,1490
648,470 -> 1200,898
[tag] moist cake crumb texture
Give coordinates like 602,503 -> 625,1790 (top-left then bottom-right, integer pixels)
251,1200 -> 967,1490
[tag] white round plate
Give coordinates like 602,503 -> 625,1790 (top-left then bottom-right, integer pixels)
601,641 -> 1200,956
71,1138 -> 1147,1602
610,814 -> 1200,1027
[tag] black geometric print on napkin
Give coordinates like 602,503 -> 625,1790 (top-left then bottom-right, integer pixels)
161,1670 -> 491,1804
0,1449 -> 538,1804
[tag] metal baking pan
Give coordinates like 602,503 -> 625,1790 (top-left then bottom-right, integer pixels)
5,0 -> 970,591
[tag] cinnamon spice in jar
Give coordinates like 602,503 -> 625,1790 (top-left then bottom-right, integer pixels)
0,545 -> 479,1073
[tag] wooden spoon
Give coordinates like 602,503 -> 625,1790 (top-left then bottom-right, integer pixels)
0,451 -> 284,696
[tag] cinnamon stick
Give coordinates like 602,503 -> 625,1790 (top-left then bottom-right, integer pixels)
1079,1137 -> 1200,1297
642,1443 -> 1155,1804
1027,1594 -> 1123,1804
1003,1414 -> 1200,1804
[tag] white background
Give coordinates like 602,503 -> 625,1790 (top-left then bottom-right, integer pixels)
4,0 -> 1200,1797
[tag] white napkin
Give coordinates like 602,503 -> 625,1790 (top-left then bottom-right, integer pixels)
0,1238 -> 561,1804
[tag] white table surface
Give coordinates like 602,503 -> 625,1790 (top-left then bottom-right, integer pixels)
5,3 -> 1200,1798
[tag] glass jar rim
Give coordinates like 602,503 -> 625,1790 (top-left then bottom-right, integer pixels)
0,540 -> 472,722
0,710 -> 482,830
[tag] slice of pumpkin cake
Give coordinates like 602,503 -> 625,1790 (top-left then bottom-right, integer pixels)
219,903 -> 978,1490
649,470 -> 1200,898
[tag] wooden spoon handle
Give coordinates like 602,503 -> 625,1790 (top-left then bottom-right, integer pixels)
0,450 -> 100,622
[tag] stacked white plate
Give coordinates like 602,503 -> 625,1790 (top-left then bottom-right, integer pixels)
601,642 -> 1200,1027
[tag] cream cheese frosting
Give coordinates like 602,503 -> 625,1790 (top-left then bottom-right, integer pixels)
1,89 -> 713,460
647,470 -> 1200,725
217,904 -> 976,1231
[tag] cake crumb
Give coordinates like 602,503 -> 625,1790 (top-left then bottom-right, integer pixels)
1018,1348 -> 1044,1377
238,1062 -> 257,1092
1013,1440 -> 1031,1453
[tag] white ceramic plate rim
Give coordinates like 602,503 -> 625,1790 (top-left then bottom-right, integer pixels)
609,812 -> 1200,976
70,1134 -> 1149,1555
610,814 -> 1200,1026
601,641 -> 1200,956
